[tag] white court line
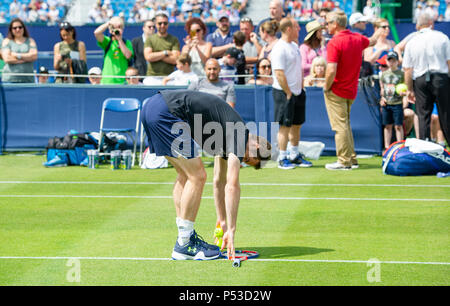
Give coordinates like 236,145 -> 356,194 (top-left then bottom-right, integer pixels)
0,181 -> 449,188
0,195 -> 449,202
0,256 -> 448,266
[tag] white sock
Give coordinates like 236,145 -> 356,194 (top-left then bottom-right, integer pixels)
279,150 -> 288,161
289,146 -> 299,160
177,218 -> 194,246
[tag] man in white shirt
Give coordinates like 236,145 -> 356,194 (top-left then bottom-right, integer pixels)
271,17 -> 312,169
403,13 -> 450,145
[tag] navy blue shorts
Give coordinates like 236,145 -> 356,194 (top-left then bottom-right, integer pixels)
382,104 -> 404,126
141,93 -> 197,159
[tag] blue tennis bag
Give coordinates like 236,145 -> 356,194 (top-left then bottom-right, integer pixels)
45,131 -> 98,167
382,139 -> 450,176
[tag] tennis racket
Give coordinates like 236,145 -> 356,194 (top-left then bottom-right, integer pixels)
221,250 -> 259,267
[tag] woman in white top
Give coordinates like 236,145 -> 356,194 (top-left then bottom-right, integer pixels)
181,17 -> 212,77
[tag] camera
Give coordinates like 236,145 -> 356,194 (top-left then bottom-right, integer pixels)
112,29 -> 121,36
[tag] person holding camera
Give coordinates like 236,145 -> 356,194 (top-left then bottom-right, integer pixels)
94,16 -> 134,84
53,22 -> 87,83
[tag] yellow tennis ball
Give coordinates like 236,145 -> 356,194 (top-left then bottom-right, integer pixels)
396,83 -> 407,95
214,227 -> 223,238
216,238 -> 223,248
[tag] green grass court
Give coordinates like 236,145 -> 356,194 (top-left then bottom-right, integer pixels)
0,153 -> 448,286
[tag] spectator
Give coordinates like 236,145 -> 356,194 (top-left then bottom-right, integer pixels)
94,16 -> 134,84
349,12 -> 369,36
349,12 -> 373,77
363,0 -> 377,22
218,47 -> 243,84
403,12 -> 450,145
144,13 -> 180,78
257,0 -> 284,39
0,12 -> 7,24
1,18 -> 37,83
258,20 -> 279,60
53,22 -> 87,84
247,58 -> 273,85
18,4 -> 28,21
88,66 -> 102,84
322,0 -> 336,11
299,19 -> 326,78
188,58 -> 236,108
206,13 -> 234,58
394,13 -> 436,65
125,67 -> 141,85
239,17 -> 263,67
379,51 -> 405,150
48,5 -> 60,25
231,31 -> 247,84
9,0 -> 20,19
431,105 -> 446,147
181,17 -> 212,77
424,0 -> 439,20
323,11 -> 382,170
304,56 -> 326,87
271,17 -> 312,169
162,53 -> 198,86
132,19 -> 156,77
37,66 -> 49,83
88,3 -> 103,23
363,18 -> 395,74
317,7 -> 333,46
375,54 -> 388,73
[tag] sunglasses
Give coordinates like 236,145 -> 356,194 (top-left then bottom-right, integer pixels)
158,22 -> 169,26
60,22 -> 71,29
260,65 -> 271,69
12,26 -> 23,30
240,17 -> 253,24
380,25 -> 389,29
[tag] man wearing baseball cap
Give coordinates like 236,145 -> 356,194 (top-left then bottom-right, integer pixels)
349,12 -> 369,36
349,12 -> 372,77
206,13 -> 234,58
37,66 -> 50,84
88,66 -> 102,84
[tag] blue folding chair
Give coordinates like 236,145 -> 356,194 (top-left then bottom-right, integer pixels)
98,98 -> 142,167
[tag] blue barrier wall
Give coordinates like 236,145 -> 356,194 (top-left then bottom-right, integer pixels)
0,84 -> 382,155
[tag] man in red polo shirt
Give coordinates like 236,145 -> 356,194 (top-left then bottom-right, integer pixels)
323,11 -> 383,170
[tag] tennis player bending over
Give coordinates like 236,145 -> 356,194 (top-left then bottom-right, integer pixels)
141,90 -> 271,260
